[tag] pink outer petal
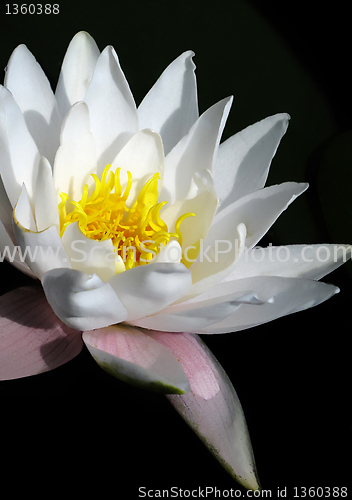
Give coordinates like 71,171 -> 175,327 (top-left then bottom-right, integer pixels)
0,286 -> 83,380
83,325 -> 190,394
147,331 -> 260,490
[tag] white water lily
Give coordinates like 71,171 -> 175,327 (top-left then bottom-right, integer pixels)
0,31 -> 349,489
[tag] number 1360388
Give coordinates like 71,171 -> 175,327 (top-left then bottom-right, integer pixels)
5,4 -> 59,14
293,487 -> 348,498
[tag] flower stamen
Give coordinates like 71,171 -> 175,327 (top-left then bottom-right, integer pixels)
59,165 -> 195,272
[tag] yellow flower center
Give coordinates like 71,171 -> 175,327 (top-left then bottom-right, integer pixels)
58,165 -> 194,272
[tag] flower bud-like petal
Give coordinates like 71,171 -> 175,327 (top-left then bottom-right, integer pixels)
149,331 -> 260,490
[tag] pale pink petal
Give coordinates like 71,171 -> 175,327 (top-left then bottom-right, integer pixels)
83,325 -> 190,394
0,286 -> 83,380
147,331 -> 260,490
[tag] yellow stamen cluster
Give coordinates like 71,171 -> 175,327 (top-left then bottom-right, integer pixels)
59,165 -> 194,271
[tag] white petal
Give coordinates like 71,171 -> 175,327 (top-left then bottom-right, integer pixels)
13,189 -> 70,279
12,184 -> 36,232
225,244 -> 352,282
0,175 -> 16,243
55,31 -> 100,117
12,223 -> 70,280
161,173 -> 218,256
210,182 -> 308,252
83,325 -> 190,394
131,280 -> 264,332
4,44 -> 62,164
61,222 -> 117,282
53,101 -> 97,199
109,129 -> 164,205
200,276 -> 339,333
35,156 -> 60,232
161,97 -> 232,204
153,240 -> 183,263
108,263 -> 192,321
42,268 -> 127,330
13,185 -> 69,278
186,222 -> 247,299
138,51 -> 198,155
84,46 -> 138,170
214,113 -> 290,211
0,221 -> 36,277
183,183 -> 307,298
0,85 -> 40,206
133,275 -> 338,333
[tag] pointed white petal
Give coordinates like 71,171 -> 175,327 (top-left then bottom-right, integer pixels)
4,44 -> 62,164
55,31 -> 100,117
84,46 -> 138,170
200,276 -> 339,333
0,85 -> 40,206
130,280 -> 263,332
225,244 -> 352,282
109,129 -> 164,204
35,156 -> 60,232
214,113 -> 290,211
12,223 -> 71,280
210,182 -> 308,252
132,273 -> 338,334
53,101 -> 97,200
138,51 -> 198,155
13,185 -> 69,279
12,184 -> 36,232
83,325 -> 190,394
0,221 -> 36,277
161,173 -> 218,257
42,268 -> 127,330
186,222 -> 247,299
0,175 -> 16,243
183,183 -> 307,299
162,97 -> 232,204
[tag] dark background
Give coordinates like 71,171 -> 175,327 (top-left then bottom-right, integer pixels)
0,0 -> 351,496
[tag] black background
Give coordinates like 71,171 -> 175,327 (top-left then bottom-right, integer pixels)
0,0 -> 351,496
